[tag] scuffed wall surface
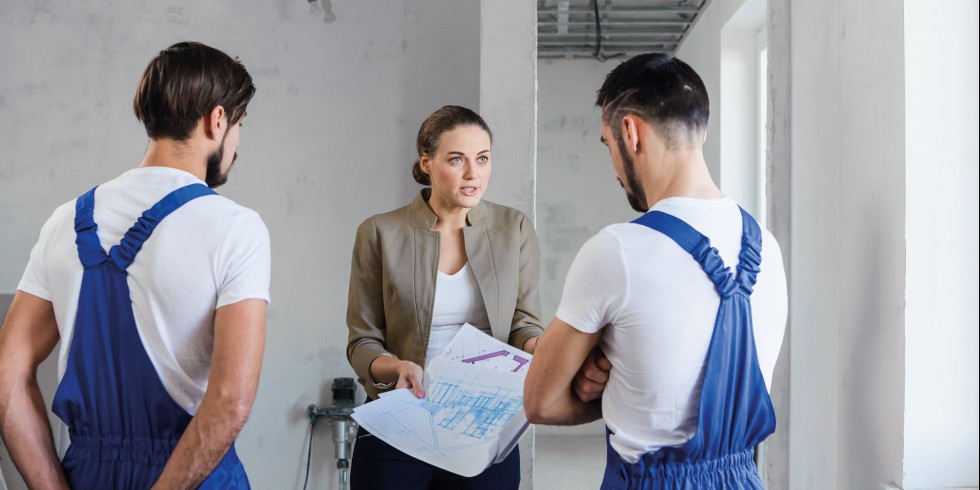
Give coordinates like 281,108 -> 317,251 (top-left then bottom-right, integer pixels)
0,1 -> 481,488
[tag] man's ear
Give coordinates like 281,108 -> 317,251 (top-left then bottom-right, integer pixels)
206,105 -> 227,140
622,114 -> 641,154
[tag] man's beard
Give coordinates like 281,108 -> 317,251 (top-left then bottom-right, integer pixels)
205,131 -> 235,189
616,136 -> 648,213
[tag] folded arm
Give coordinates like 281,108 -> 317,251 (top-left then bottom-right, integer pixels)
0,291 -> 69,489
523,317 -> 604,425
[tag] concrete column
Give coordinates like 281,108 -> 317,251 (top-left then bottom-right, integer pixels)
479,1 -> 537,487
479,0 -> 538,219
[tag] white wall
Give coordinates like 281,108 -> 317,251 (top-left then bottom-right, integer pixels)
536,59 -> 634,322
762,0 -> 792,486
719,0 -> 766,219
0,1 -> 541,489
477,2 -> 539,486
676,0 -> 750,184
535,59 -> 633,442
480,0 -> 538,219
903,1 -> 980,487
788,0 -> 907,487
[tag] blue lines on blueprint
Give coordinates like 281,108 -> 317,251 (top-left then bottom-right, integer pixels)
421,380 -> 522,441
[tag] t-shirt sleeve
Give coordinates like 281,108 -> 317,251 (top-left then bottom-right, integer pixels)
215,210 -> 272,308
16,212 -> 60,301
555,228 -> 629,334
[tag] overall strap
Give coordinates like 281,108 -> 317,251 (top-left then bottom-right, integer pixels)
74,187 -> 108,268
734,207 -> 763,295
632,208 -> 764,298
108,183 -> 216,271
632,211 -> 737,298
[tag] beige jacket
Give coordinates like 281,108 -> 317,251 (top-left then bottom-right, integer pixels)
346,189 -> 544,399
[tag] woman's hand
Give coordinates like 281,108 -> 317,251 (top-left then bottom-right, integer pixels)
369,354 -> 426,398
523,336 -> 539,354
394,360 -> 426,398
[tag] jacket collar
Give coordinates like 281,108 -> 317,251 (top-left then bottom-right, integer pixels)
409,188 -> 488,229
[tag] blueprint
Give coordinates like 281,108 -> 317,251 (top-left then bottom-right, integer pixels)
441,323 -> 533,375
352,355 -> 531,476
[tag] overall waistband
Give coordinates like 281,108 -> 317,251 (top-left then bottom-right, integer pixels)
627,448 -> 756,480
66,434 -> 239,467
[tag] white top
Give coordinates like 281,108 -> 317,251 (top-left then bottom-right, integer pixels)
556,196 -> 787,463
17,167 -> 271,414
426,263 -> 491,364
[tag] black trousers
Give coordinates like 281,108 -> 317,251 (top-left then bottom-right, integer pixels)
349,427 -> 521,490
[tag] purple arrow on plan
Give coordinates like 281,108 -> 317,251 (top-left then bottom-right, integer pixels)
511,355 -> 530,372
462,350 -> 510,364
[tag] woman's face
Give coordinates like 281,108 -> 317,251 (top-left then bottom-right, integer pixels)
420,125 -> 492,212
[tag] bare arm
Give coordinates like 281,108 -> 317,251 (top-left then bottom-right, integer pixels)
523,317 -> 604,425
0,291 -> 69,489
151,299 -> 266,489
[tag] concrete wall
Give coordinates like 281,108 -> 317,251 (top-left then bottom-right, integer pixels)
762,0 -> 793,486
0,1 -> 534,488
903,1 -> 979,487
477,1 -> 539,486
536,59 -> 634,324
719,0 -> 766,219
535,59 -> 632,441
676,0 -> 751,184
681,0 -> 978,487
788,0 -> 907,487
480,0 -> 538,219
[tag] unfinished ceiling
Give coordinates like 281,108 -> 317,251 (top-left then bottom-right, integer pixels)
537,0 -> 710,59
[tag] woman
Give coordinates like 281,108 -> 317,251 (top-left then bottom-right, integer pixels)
346,105 -> 543,489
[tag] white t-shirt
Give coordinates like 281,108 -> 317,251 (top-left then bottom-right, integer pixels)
17,167 -> 271,414
556,196 -> 787,463
426,263 -> 491,364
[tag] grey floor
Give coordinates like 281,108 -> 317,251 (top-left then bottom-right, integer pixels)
533,421 -> 607,490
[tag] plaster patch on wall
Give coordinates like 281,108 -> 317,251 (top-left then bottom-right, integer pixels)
165,7 -> 188,26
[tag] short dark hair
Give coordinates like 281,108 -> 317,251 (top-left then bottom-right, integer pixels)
133,42 -> 256,141
412,105 -> 493,186
595,53 -> 709,148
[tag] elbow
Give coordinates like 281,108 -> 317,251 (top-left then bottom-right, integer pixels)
524,404 -> 547,425
525,402 -> 560,426
523,389 -> 553,425
214,390 -> 255,430
227,398 -> 252,427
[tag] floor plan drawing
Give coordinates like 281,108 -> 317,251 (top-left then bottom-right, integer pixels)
424,377 -> 522,441
441,323 -> 533,374
352,358 -> 530,476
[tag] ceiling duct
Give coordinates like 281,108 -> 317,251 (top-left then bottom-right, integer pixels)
537,0 -> 710,60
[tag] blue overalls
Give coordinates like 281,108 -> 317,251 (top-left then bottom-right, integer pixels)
601,208 -> 776,489
51,184 -> 250,489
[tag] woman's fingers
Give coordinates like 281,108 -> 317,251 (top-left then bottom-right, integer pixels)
396,361 -> 426,398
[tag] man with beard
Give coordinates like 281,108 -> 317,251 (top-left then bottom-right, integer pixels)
0,42 -> 269,488
524,54 -> 787,488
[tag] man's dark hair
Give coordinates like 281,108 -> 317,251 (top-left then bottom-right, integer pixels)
134,42 -> 256,141
595,53 -> 709,148
412,105 -> 493,186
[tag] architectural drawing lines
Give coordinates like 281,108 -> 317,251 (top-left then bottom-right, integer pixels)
462,350 -> 509,364
421,380 -> 521,444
